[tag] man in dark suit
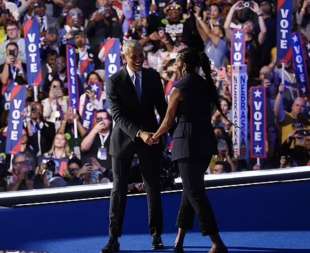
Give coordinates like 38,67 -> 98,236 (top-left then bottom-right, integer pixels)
101,40 -> 167,253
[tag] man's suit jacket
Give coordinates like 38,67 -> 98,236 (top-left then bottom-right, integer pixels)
106,67 -> 167,158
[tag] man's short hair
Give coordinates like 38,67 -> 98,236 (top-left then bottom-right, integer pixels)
122,40 -> 143,56
96,109 -> 112,121
5,21 -> 19,30
5,41 -> 19,50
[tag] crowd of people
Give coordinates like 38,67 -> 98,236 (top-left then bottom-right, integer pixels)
0,0 -> 309,192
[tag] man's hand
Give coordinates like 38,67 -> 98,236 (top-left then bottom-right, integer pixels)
6,55 -> 15,65
139,131 -> 154,145
232,1 -> 244,11
93,121 -> 106,134
250,1 -> 262,15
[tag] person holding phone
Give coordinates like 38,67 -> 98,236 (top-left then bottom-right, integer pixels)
41,79 -> 68,128
0,41 -> 26,86
79,71 -> 107,117
81,110 -> 112,173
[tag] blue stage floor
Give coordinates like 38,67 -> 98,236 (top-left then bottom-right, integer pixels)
6,231 -> 310,253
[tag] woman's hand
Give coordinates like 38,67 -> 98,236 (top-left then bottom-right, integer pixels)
250,1 -> 262,15
232,1 -> 244,11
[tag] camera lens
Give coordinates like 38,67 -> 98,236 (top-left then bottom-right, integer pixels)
243,2 -> 250,8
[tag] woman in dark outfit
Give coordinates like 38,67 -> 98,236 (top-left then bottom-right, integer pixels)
151,49 -> 228,253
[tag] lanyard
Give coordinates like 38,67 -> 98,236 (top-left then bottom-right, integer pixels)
99,132 -> 109,148
10,66 -> 17,80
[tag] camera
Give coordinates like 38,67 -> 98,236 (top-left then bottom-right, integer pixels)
243,0 -> 252,8
96,117 -> 104,123
8,49 -> 16,57
45,159 -> 56,174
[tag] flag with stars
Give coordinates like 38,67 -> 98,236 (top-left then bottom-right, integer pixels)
231,29 -> 245,66
81,83 -> 102,130
250,86 -> 267,159
66,44 -> 79,110
276,0 -> 292,64
232,64 -> 248,159
291,32 -> 309,95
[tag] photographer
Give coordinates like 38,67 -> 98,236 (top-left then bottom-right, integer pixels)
77,157 -> 112,184
35,158 -> 68,188
195,7 -> 228,69
224,0 -> 267,81
41,78 -> 68,129
81,110 -> 112,173
280,129 -> 310,166
0,20 -> 26,64
274,84 -> 310,144
79,71 -> 107,116
209,137 -> 236,173
0,41 -> 26,86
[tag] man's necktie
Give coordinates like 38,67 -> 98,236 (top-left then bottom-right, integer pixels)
134,73 -> 142,101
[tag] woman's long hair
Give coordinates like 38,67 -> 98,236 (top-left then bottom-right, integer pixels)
48,133 -> 71,158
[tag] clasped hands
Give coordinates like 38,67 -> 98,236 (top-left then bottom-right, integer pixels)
139,131 -> 160,146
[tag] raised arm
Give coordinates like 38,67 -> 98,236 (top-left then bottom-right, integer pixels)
250,2 -> 267,45
81,121 -> 105,151
296,0 -> 310,25
195,13 -> 220,45
274,83 -> 286,122
224,1 -> 242,41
